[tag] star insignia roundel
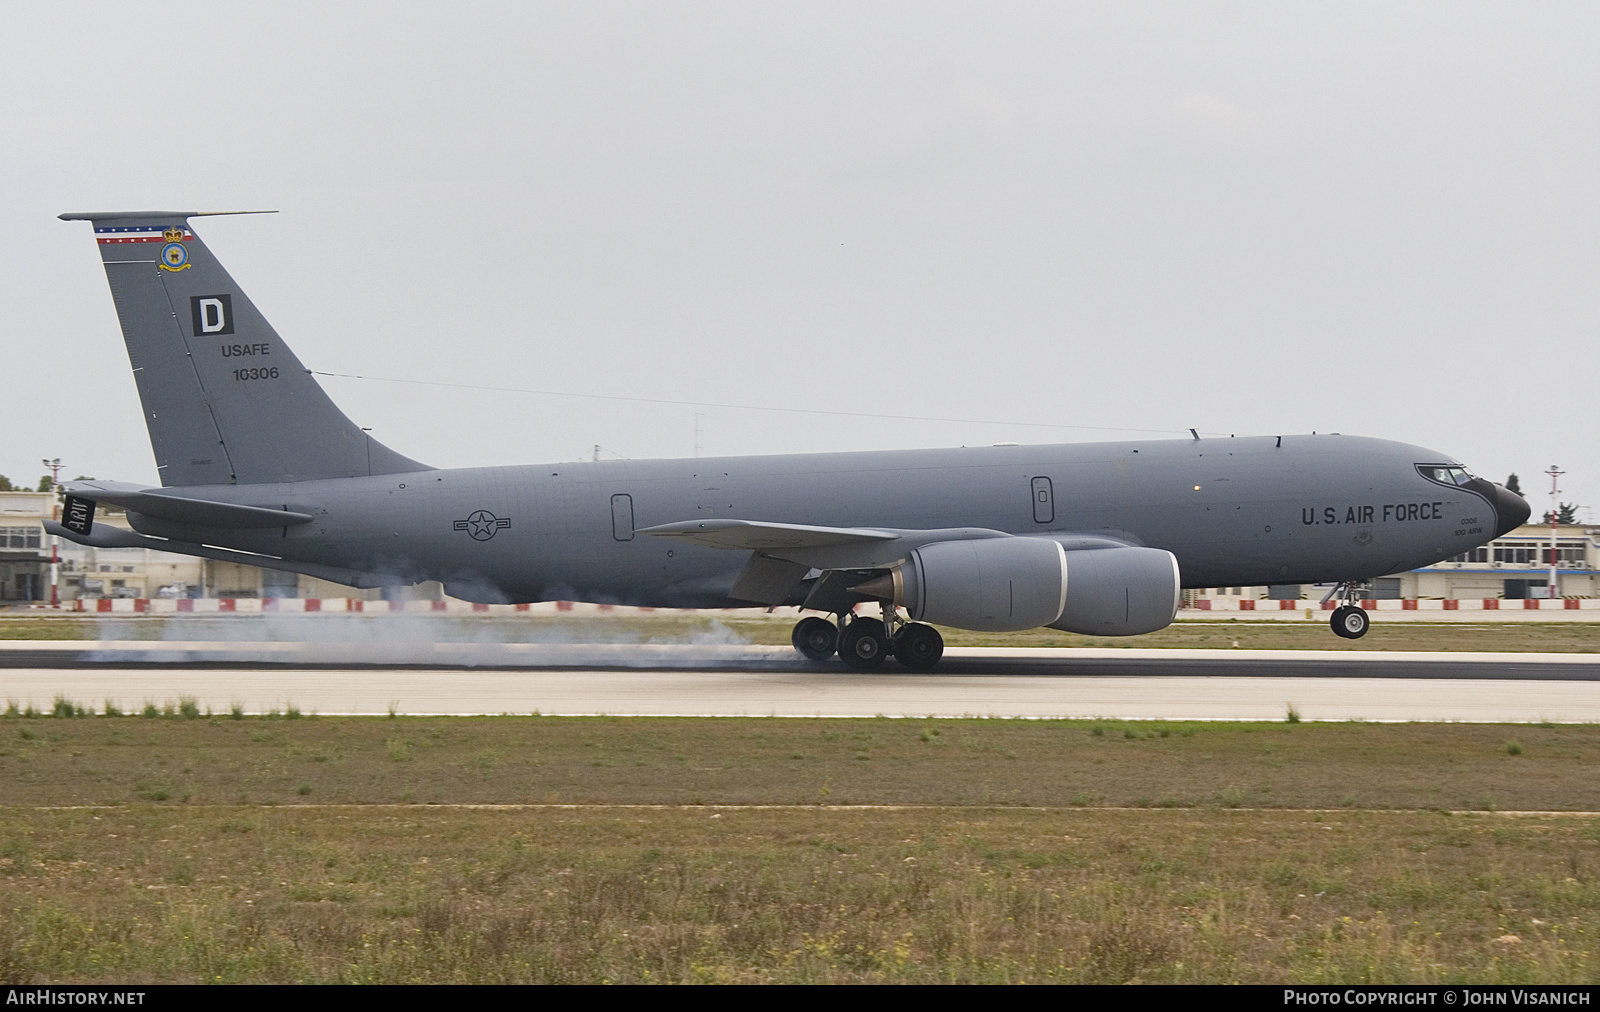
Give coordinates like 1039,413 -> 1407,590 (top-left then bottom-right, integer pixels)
453,510 -> 511,541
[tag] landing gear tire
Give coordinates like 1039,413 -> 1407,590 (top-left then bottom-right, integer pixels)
1331,605 -> 1369,639
792,617 -> 839,662
838,617 -> 889,670
893,623 -> 944,671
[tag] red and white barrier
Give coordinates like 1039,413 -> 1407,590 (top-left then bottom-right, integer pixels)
66,598 -> 753,616
1184,597 -> 1599,612
53,595 -> 1600,616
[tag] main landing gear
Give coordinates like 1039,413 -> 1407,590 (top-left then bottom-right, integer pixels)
1324,581 -> 1371,639
792,616 -> 839,660
791,608 -> 945,671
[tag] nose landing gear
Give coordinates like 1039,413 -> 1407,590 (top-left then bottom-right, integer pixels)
1331,605 -> 1369,639
1324,581 -> 1372,639
789,606 -> 945,670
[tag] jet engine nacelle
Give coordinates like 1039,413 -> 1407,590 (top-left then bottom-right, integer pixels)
1046,546 -> 1181,636
856,539 -> 1180,635
880,536 -> 1070,633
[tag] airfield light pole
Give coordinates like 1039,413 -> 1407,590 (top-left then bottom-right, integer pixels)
1545,464 -> 1564,600
41,458 -> 61,608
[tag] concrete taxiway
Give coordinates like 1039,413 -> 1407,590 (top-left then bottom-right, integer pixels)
2,642 -> 1598,721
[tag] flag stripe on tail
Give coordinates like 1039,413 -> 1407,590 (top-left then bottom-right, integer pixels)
95,226 -> 194,244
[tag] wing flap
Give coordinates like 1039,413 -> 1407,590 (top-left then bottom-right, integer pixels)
728,553 -> 812,605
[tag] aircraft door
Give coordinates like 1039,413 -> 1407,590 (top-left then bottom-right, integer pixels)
1030,476 -> 1054,524
611,494 -> 635,541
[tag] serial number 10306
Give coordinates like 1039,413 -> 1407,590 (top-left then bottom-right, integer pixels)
232,367 -> 280,381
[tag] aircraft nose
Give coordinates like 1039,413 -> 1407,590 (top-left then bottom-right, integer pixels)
1491,483 -> 1531,538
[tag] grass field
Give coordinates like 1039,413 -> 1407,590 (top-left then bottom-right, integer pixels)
3,715 -> 1599,811
3,714 -> 1600,983
4,804 -> 1598,984
0,613 -> 1596,652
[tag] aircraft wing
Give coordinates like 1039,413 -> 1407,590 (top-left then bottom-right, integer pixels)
65,480 -> 313,529
636,519 -> 899,551
638,519 -> 1136,608
637,520 -> 1131,561
641,518 -> 1030,573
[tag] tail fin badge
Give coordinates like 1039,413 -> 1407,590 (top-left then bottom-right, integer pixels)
159,226 -> 190,272
190,295 -> 233,336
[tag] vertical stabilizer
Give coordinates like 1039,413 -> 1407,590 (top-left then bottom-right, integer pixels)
60,211 -> 429,486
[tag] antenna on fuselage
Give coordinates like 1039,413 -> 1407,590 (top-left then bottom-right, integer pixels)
1189,428 -> 1199,441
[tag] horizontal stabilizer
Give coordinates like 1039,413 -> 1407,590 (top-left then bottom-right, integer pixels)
44,520 -> 370,588
41,520 -> 150,550
637,519 -> 898,551
66,480 -> 312,528
58,210 -> 276,221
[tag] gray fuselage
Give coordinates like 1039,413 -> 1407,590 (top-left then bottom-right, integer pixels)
124,432 -> 1518,606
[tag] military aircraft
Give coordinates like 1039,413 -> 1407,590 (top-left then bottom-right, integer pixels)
49,211 -> 1530,669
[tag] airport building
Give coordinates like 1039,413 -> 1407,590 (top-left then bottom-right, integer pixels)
0,491 -> 52,604
1394,522 -> 1599,600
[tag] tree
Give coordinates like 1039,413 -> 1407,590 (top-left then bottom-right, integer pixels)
1557,502 -> 1579,525
0,475 -> 11,492
1506,473 -> 1522,495
35,476 -> 52,493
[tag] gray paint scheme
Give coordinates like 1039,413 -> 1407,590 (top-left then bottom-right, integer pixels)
59,211 -> 425,486
53,213 -> 1531,619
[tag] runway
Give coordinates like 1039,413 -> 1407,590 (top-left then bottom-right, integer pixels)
3,642 -> 1599,721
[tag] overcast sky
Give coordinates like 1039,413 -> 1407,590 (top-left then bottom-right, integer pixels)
4,2 -> 1596,517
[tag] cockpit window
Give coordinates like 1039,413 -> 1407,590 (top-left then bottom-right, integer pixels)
1418,464 -> 1476,487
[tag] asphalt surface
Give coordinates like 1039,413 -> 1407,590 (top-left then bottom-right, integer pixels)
3,642 -> 1598,720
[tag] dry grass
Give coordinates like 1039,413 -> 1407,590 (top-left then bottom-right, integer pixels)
3,604 -> 1593,985
3,715 -> 1600,812
2,805 -> 1598,984
0,613 -> 1595,653
6,713 -> 1600,983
